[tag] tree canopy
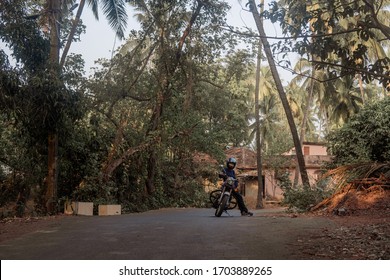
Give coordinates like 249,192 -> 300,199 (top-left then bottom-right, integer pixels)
0,0 -> 389,215
327,98 -> 390,165
262,0 -> 390,90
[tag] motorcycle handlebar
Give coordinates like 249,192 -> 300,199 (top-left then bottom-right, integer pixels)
219,174 -> 238,183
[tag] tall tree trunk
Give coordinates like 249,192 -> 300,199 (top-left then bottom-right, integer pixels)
60,0 -> 86,69
101,116 -> 128,181
254,44 -> 264,208
249,0 -> 310,188
183,58 -> 194,113
255,0 -> 264,209
145,89 -> 164,195
46,133 -> 58,212
46,0 -> 61,213
293,65 -> 315,187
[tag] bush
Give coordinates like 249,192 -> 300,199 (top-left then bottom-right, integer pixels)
282,183 -> 333,212
327,98 -> 390,165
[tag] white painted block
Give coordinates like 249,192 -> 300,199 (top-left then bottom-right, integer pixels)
73,202 -> 93,216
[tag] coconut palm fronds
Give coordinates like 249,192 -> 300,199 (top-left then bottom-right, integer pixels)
322,162 -> 390,192
310,162 -> 390,212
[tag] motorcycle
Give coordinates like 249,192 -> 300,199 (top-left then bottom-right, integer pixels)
209,171 -> 238,217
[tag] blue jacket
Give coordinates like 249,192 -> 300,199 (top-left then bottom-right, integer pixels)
222,167 -> 239,188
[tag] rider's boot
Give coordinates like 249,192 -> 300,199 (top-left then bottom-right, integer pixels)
241,211 -> 253,216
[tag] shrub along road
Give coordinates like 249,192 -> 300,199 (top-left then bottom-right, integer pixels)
0,207 -> 336,260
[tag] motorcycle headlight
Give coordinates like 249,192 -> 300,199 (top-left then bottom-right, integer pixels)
226,177 -> 234,186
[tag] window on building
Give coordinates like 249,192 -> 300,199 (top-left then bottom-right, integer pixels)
303,146 -> 310,155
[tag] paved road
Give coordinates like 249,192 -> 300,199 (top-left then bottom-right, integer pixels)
0,208 -> 335,260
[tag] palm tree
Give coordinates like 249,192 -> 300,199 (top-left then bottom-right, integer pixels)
288,60 -> 321,186
253,0 -> 265,208
249,0 -> 310,188
249,67 -> 281,151
329,76 -> 362,127
60,0 -> 128,68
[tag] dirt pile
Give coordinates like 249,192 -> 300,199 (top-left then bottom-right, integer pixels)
296,182 -> 390,259
312,184 -> 390,216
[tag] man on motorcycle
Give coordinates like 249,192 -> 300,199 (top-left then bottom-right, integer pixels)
220,157 -> 253,216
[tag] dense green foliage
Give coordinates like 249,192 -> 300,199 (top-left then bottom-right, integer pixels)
263,0 -> 390,90
327,98 -> 390,165
282,185 -> 332,212
1,0 -> 255,215
1,0 -> 389,216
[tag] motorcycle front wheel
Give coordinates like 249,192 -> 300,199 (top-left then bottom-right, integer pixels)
210,190 -> 237,210
215,194 -> 229,217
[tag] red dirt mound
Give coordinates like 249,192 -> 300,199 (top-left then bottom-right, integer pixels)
311,185 -> 390,216
296,184 -> 390,259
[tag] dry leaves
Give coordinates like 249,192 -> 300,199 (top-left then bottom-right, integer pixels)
294,181 -> 390,260
296,219 -> 390,259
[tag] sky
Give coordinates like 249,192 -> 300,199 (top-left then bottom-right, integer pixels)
1,0 -> 294,81
71,0 -> 294,80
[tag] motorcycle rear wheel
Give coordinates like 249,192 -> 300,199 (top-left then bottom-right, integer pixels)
215,194 -> 229,217
209,190 -> 221,209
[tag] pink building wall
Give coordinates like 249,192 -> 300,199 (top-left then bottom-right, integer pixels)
240,143 -> 332,208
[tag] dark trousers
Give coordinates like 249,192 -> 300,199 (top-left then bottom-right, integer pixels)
232,191 -> 248,213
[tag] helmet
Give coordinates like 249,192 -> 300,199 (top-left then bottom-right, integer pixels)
226,157 -> 237,169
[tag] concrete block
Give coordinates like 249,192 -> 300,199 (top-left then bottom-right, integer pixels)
68,202 -> 93,216
98,204 -> 121,216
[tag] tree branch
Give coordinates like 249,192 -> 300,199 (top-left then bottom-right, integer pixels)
362,0 -> 390,41
310,59 -> 390,82
198,79 -> 224,89
176,0 -> 205,62
221,25 -> 365,40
